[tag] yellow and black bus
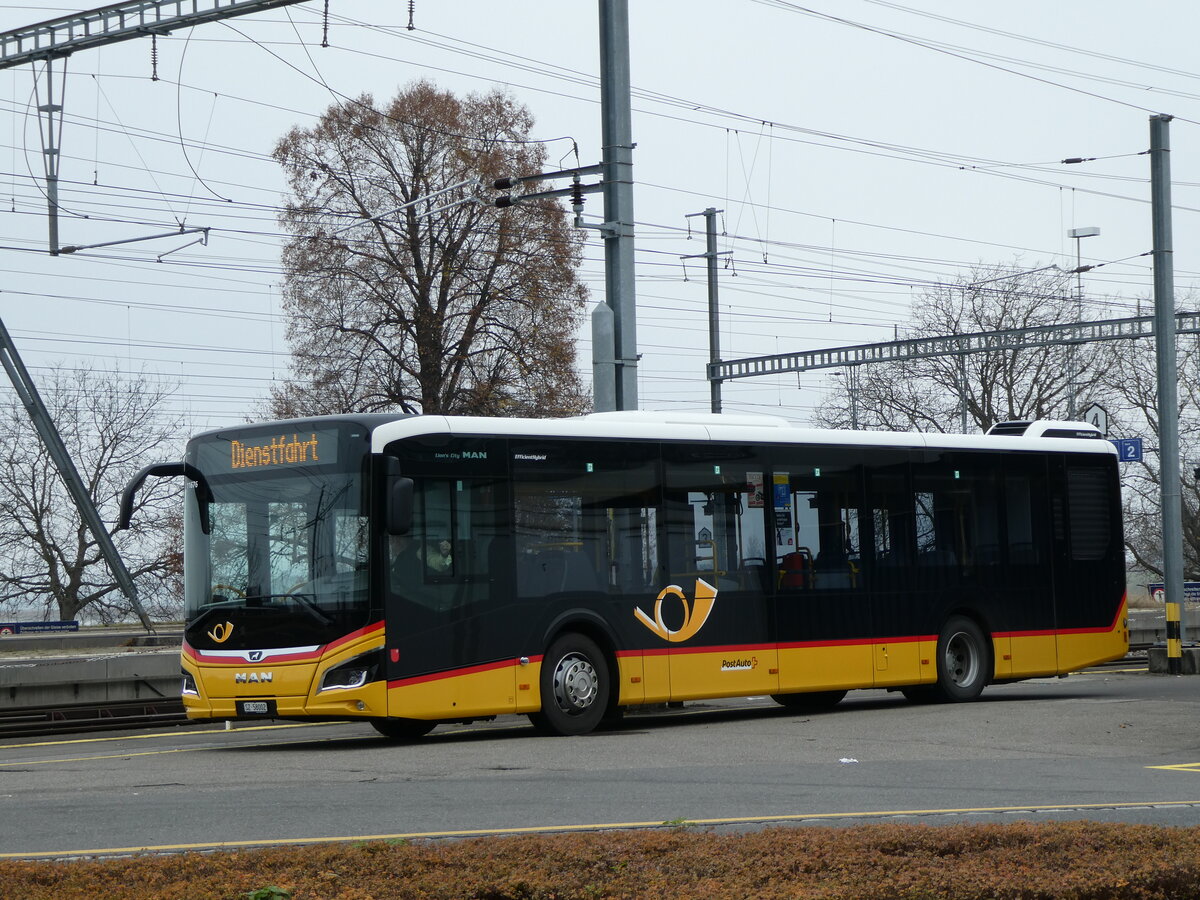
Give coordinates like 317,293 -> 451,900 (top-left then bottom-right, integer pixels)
121,412 -> 1128,737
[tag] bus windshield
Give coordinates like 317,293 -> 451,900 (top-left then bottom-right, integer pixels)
182,459 -> 372,650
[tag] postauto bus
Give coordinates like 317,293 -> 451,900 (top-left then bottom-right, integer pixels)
120,412 -> 1127,738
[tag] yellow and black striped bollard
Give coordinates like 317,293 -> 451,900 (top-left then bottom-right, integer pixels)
1167,601 -> 1183,675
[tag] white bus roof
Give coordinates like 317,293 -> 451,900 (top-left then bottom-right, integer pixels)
371,411 -> 1115,457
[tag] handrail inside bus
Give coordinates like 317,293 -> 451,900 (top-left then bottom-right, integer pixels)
119,461 -> 212,533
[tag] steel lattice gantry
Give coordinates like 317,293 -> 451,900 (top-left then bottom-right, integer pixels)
709,312 -> 1200,381
0,0 -> 310,70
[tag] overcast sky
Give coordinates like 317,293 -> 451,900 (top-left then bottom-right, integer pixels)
0,0 -> 1196,430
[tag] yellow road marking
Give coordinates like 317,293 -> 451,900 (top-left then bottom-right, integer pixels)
1148,762 -> 1200,773
0,746 -> 211,766
0,733 -> 372,767
3,800 -> 1199,859
0,720 -> 340,751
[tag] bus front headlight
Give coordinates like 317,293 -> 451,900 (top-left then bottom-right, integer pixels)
318,650 -> 382,692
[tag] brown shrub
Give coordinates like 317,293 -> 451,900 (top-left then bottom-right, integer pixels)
3,822 -> 1200,899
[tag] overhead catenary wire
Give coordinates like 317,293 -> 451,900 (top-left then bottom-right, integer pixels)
0,1 -> 1194,429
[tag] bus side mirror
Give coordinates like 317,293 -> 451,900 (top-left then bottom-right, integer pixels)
120,461 -> 211,533
387,477 -> 414,535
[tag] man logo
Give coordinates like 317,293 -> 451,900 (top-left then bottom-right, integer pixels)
634,579 -> 717,642
234,672 -> 272,684
248,650 -> 264,662
208,621 -> 234,643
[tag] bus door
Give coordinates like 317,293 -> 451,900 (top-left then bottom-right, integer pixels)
1001,455 -> 1058,677
511,439 -> 664,706
1048,454 -> 1125,671
862,454 -> 921,687
384,441 -> 519,719
909,452 -> 1008,681
772,452 -> 874,693
662,445 -> 776,700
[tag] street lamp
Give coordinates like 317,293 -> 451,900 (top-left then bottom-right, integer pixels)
1067,226 -> 1100,418
831,369 -> 859,430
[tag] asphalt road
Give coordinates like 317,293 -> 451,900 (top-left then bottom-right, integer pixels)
3,662 -> 1200,859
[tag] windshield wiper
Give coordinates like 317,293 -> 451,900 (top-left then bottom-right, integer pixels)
271,591 -> 335,626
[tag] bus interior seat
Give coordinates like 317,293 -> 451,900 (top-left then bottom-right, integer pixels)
741,558 -> 770,593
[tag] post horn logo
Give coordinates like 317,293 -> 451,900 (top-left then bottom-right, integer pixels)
634,579 -> 717,642
208,621 -> 234,643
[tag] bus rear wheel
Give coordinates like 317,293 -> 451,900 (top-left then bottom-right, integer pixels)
932,615 -> 990,702
771,690 -> 847,711
530,634 -> 610,736
371,717 -> 436,740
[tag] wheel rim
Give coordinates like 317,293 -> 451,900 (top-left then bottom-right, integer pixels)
550,652 -> 599,716
944,630 -> 980,688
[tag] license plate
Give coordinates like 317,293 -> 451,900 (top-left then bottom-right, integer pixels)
236,699 -> 276,716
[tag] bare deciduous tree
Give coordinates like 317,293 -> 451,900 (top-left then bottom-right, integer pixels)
269,80 -> 589,419
814,263 -> 1108,433
0,365 -> 182,623
1099,330 -> 1200,581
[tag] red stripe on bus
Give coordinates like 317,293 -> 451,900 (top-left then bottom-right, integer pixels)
622,635 -> 937,657
387,656 -> 543,690
183,620 -> 384,665
667,641 -> 778,657
777,634 -> 936,651
997,596 -> 1127,639
184,644 -> 319,665
996,625 -> 1116,639
324,620 -> 384,653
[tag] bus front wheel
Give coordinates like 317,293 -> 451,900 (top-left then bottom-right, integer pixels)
933,615 -> 990,702
530,634 -> 610,736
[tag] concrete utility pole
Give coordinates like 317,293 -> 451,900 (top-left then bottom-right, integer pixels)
1150,114 -> 1185,661
594,0 -> 638,412
684,208 -> 724,413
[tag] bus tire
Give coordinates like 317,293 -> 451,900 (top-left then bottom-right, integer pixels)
933,615 -> 990,702
530,633 -> 610,736
771,690 -> 846,711
371,717 -> 436,740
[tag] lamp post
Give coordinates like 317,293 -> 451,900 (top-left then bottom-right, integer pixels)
1067,226 -> 1100,419
832,369 -> 859,430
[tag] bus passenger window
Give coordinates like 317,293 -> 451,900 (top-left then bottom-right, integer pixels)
1005,476 -> 1037,563
911,461 -> 965,579
662,447 -> 770,595
863,463 -> 913,590
511,441 -> 660,599
1067,467 -> 1113,560
910,457 -> 1000,583
773,464 -> 863,592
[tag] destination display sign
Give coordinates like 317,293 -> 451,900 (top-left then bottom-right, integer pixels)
194,428 -> 342,475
